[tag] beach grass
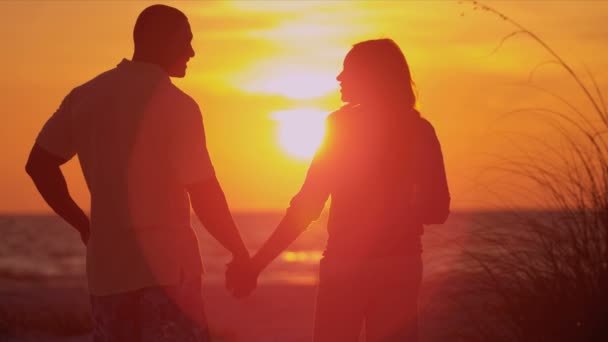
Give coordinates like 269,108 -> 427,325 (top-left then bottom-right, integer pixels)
447,2 -> 608,341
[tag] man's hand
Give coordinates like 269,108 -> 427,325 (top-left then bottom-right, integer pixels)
225,258 -> 258,298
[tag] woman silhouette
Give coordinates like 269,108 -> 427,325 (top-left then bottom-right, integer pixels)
230,39 -> 450,341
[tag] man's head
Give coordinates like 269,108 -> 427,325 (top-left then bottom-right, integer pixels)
133,5 -> 194,77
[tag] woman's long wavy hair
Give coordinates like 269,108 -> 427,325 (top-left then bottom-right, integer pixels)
349,38 -> 417,109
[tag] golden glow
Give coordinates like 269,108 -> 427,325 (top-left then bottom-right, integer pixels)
281,250 -> 324,263
2,1 -> 607,212
240,65 -> 338,100
273,108 -> 330,160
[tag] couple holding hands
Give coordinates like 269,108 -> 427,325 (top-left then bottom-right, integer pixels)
26,4 -> 449,342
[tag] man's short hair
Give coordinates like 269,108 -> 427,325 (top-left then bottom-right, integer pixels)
133,4 -> 187,50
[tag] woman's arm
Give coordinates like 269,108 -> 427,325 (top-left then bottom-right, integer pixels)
227,116 -> 336,297
412,120 -> 450,224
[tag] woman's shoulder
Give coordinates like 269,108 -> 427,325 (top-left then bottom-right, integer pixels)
409,109 -> 433,132
327,104 -> 362,122
412,113 -> 442,147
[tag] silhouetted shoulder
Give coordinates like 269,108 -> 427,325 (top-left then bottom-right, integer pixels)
416,117 -> 439,141
418,117 -> 434,130
66,68 -> 122,99
326,104 -> 362,124
166,85 -> 201,114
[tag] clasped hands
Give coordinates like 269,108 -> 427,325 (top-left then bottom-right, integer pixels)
225,256 -> 260,298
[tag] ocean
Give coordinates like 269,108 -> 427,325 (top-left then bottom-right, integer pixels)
0,211 -> 484,287
0,210 -> 553,341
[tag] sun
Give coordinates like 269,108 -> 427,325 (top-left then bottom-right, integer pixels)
272,108 -> 330,160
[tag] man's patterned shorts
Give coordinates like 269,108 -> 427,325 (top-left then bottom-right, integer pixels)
90,276 -> 211,342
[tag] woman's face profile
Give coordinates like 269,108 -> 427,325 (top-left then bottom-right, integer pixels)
337,51 -> 358,104
336,50 -> 372,105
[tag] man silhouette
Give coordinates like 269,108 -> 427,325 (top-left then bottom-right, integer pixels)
25,5 -> 249,341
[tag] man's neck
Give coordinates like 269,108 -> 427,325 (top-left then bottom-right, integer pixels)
131,53 -> 167,73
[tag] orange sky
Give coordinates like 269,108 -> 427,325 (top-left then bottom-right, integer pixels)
1,0 -> 607,213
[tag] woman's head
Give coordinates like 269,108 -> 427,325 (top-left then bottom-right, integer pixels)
337,39 -> 416,108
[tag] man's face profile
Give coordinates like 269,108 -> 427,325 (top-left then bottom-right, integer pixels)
165,21 -> 195,78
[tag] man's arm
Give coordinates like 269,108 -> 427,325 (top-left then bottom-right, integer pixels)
167,98 -> 249,261
187,177 -> 249,261
25,144 -> 89,244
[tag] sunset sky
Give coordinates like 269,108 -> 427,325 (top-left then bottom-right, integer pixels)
1,0 -> 607,213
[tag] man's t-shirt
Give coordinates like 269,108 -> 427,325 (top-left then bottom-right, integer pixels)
36,59 -> 215,295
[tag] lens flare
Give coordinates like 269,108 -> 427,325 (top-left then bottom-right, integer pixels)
272,108 -> 330,160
